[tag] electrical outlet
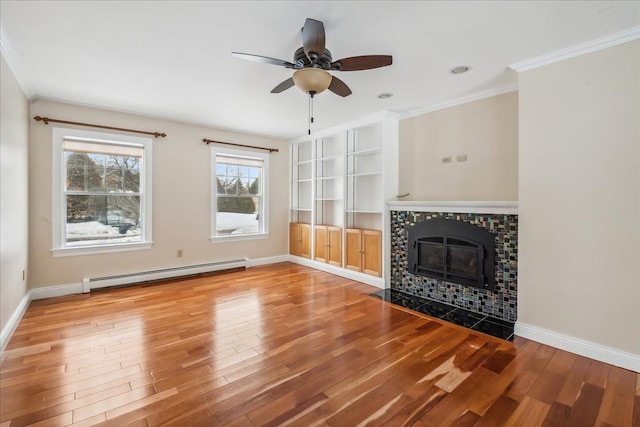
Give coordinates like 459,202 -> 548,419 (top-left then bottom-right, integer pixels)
177,249 -> 183,258
457,154 -> 468,162
442,156 -> 452,164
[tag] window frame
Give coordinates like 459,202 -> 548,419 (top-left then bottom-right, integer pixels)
210,146 -> 269,242
51,127 -> 153,257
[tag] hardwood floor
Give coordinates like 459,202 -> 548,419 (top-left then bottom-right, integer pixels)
1,262 -> 638,426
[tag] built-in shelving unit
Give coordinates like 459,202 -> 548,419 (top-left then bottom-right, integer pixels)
314,132 -> 345,230
288,113 -> 399,287
290,140 -> 313,224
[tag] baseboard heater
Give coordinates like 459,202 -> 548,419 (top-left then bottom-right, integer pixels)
82,258 -> 248,293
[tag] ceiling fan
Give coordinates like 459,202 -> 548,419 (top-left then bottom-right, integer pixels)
232,18 -> 392,97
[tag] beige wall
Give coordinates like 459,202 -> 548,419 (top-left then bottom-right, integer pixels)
1,55 -> 30,337
29,100 -> 288,288
399,92 -> 518,201
518,41 -> 640,355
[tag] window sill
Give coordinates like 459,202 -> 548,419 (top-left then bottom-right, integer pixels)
52,242 -> 153,257
210,233 -> 269,243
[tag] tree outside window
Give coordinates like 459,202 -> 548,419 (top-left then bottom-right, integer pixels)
52,127 -> 152,255
211,149 -> 268,239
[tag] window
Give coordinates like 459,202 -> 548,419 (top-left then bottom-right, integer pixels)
52,128 -> 153,256
211,147 -> 268,241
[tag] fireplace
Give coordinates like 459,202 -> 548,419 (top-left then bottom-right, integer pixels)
390,206 -> 517,322
408,219 -> 496,291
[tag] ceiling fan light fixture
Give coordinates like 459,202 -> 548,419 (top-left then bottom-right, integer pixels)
293,68 -> 332,94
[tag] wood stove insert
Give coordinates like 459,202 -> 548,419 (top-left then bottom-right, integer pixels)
407,219 -> 496,291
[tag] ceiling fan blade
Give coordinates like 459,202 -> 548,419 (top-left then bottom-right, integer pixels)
231,52 -> 295,68
331,55 -> 393,71
271,78 -> 295,94
328,76 -> 352,97
301,18 -> 325,61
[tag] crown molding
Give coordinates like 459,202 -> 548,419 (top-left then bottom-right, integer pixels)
397,84 -> 519,120
510,26 -> 640,73
0,25 -> 34,99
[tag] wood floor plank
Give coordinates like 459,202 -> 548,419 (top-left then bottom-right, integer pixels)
0,262 -> 634,426
527,370 -> 567,405
474,394 -> 520,427
503,395 -> 551,427
564,382 -> 605,427
555,355 -> 592,406
597,365 -> 636,426
542,401 -> 572,426
503,343 -> 556,402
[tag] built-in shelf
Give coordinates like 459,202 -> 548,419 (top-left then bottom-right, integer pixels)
316,198 -> 342,201
316,155 -> 342,162
346,172 -> 382,178
346,148 -> 382,157
292,159 -> 313,165
316,175 -> 341,181
292,178 -> 313,183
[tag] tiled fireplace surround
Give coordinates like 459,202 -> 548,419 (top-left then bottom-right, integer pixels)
381,202 -> 518,338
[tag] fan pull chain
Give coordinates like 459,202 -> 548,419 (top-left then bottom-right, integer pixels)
308,94 -> 311,135
307,92 -> 315,135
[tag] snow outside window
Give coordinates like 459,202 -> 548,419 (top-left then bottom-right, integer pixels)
51,128 -> 153,256
211,147 -> 269,241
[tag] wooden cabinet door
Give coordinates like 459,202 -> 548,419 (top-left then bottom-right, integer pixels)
362,229 -> 382,277
299,223 -> 311,259
327,226 -> 342,267
289,223 -> 300,256
314,226 -> 328,262
345,228 -> 362,272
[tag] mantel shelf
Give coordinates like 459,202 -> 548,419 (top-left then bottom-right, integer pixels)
386,201 -> 518,215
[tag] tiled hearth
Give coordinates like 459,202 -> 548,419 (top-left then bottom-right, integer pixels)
385,201 -> 518,339
371,288 -> 515,340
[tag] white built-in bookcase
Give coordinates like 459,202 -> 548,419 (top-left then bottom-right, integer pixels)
289,112 -> 399,288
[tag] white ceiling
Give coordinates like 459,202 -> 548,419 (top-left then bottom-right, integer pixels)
1,1 -> 638,139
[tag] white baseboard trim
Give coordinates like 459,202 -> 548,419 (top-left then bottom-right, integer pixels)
31,282 -> 84,300
246,255 -> 290,267
287,255 -> 386,288
515,322 -> 640,373
0,291 -> 31,355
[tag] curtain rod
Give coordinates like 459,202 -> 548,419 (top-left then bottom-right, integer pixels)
202,138 -> 279,153
33,116 -> 166,138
